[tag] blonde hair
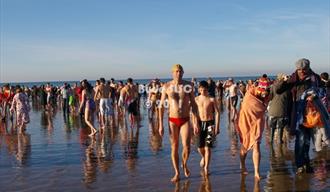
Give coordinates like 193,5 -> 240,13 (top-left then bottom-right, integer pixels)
171,64 -> 184,72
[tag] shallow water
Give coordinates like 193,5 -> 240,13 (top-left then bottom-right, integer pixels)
1,98 -> 330,191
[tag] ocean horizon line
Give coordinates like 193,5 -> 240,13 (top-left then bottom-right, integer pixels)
0,74 -> 277,85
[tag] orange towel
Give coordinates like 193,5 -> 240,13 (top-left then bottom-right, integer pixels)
237,90 -> 267,152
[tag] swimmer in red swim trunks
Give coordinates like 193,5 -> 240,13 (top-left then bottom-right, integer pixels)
158,64 -> 199,182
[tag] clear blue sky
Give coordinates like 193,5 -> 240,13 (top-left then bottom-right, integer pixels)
0,0 -> 329,82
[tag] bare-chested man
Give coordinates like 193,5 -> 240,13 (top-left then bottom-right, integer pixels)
119,78 -> 139,126
158,64 -> 199,182
223,78 -> 238,120
195,81 -> 220,176
94,78 -> 113,129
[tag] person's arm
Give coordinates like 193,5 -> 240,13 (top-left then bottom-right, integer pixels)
79,90 -> 86,114
276,75 -> 295,94
10,95 -> 16,113
108,87 -> 113,99
268,85 -> 275,101
192,97 -> 199,132
148,87 -> 152,101
189,83 -> 199,135
158,84 -> 167,137
93,86 -> 99,101
213,98 -> 220,135
222,80 -> 228,88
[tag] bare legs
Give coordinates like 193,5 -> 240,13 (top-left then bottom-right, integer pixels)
253,144 -> 261,180
240,144 -> 261,180
198,147 -> 211,175
169,121 -> 191,182
181,123 -> 191,178
240,146 -> 248,175
85,108 -> 97,137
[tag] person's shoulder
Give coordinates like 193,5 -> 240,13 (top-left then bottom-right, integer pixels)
163,81 -> 171,88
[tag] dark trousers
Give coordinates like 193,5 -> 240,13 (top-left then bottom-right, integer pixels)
269,117 -> 287,143
295,126 -> 312,168
62,98 -> 69,114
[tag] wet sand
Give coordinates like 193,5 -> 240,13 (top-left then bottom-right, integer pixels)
0,97 -> 330,191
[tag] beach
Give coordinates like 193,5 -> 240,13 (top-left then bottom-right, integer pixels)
0,89 -> 329,191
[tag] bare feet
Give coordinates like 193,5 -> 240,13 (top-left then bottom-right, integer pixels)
183,165 -> 190,178
88,129 -> 98,137
171,174 -> 180,183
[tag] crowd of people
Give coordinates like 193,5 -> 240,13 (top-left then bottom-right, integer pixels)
0,58 -> 329,183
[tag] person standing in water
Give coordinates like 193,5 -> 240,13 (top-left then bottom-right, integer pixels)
158,64 -> 199,182
10,86 -> 30,134
195,81 -> 220,175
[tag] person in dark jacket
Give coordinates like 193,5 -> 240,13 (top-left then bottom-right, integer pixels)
207,78 -> 216,98
268,73 -> 291,144
277,58 -> 322,174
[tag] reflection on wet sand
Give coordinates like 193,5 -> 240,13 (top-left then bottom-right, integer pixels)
0,121 -> 31,167
199,175 -> 212,192
41,110 -> 55,138
124,126 -> 139,172
97,132 -> 113,173
82,130 -> 114,185
240,174 -> 260,192
16,133 -> 31,166
83,139 -> 97,184
313,152 -> 328,191
174,180 -> 190,192
227,120 -> 239,157
266,144 -> 294,191
148,118 -> 162,153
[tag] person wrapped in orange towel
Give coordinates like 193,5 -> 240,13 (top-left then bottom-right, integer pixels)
237,76 -> 271,181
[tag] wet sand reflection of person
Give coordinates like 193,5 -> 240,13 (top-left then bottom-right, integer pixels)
174,180 -> 190,192
41,110 -> 54,139
240,174 -> 260,192
0,121 -> 31,167
0,117 -> 15,135
266,144 -> 293,191
4,131 -> 18,157
198,175 -> 212,192
83,139 -> 97,185
295,173 -> 312,191
125,126 -> 139,171
81,124 -> 114,185
228,121 -> 239,157
148,118 -> 162,153
97,130 -> 113,173
16,133 -> 31,166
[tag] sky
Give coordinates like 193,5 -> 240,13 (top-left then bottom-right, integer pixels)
0,0 -> 329,83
